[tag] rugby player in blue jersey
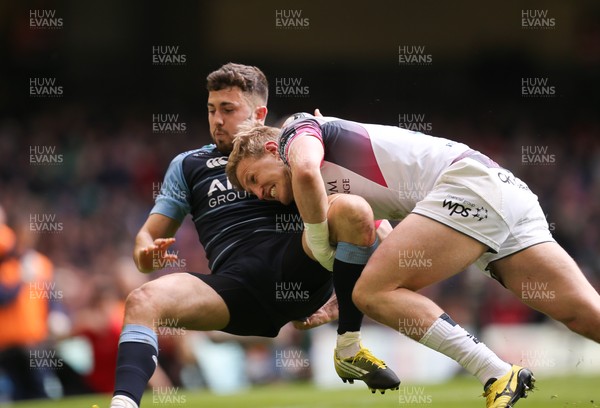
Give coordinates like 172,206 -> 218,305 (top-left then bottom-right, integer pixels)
108,64 -> 399,408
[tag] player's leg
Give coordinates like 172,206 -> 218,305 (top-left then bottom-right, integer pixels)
353,213 -> 486,328
354,155 -> 549,407
353,213 -> 532,408
111,273 -> 229,408
122,273 -> 230,330
301,193 -> 400,393
490,241 -> 600,342
326,194 -> 375,339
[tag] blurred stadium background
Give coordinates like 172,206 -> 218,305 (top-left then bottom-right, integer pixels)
0,0 -> 599,406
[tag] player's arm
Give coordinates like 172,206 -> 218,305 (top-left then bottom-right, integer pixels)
286,134 -> 336,270
134,214 -> 181,273
287,135 -> 328,223
293,292 -> 338,330
134,152 -> 190,273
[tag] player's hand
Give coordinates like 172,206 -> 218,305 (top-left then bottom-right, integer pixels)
139,238 -> 177,270
292,293 -> 338,330
314,108 -> 323,117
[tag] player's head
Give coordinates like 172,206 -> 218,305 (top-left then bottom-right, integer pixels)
206,63 -> 269,153
226,125 -> 293,205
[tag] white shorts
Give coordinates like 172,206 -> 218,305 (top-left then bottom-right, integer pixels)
412,157 -> 555,276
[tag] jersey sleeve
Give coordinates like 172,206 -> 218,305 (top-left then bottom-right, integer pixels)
150,153 -> 191,223
278,113 -> 324,166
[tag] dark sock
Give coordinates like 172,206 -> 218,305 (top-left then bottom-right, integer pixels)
113,324 -> 159,406
333,259 -> 365,334
333,239 -> 379,335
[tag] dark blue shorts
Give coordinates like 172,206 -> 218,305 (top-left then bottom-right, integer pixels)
189,232 -> 332,337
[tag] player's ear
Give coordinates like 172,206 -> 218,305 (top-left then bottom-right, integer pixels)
254,106 -> 267,123
264,141 -> 278,155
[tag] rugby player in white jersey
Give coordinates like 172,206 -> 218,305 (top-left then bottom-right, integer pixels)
226,113 -> 600,408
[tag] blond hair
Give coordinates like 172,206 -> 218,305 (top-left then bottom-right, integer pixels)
226,125 -> 281,190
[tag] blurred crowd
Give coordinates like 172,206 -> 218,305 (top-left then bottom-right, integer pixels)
0,103 -> 598,401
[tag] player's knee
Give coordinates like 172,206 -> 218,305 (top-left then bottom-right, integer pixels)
329,195 -> 374,243
124,282 -> 161,322
339,195 -> 373,224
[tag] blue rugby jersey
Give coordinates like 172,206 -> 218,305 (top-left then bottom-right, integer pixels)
151,145 -> 301,272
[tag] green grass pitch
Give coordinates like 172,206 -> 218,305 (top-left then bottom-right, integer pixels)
9,375 -> 600,408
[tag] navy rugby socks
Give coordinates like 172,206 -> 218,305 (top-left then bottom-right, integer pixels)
333,239 -> 378,335
113,324 -> 159,406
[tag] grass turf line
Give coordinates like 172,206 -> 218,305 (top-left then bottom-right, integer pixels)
8,375 -> 600,408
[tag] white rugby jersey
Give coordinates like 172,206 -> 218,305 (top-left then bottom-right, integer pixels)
279,114 -> 473,220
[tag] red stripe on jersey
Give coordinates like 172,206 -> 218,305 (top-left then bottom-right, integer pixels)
321,121 -> 388,188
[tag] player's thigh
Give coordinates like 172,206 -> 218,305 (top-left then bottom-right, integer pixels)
357,213 -> 487,293
489,242 -> 600,322
125,272 -> 229,331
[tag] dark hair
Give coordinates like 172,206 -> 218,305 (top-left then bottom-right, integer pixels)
206,63 -> 268,105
